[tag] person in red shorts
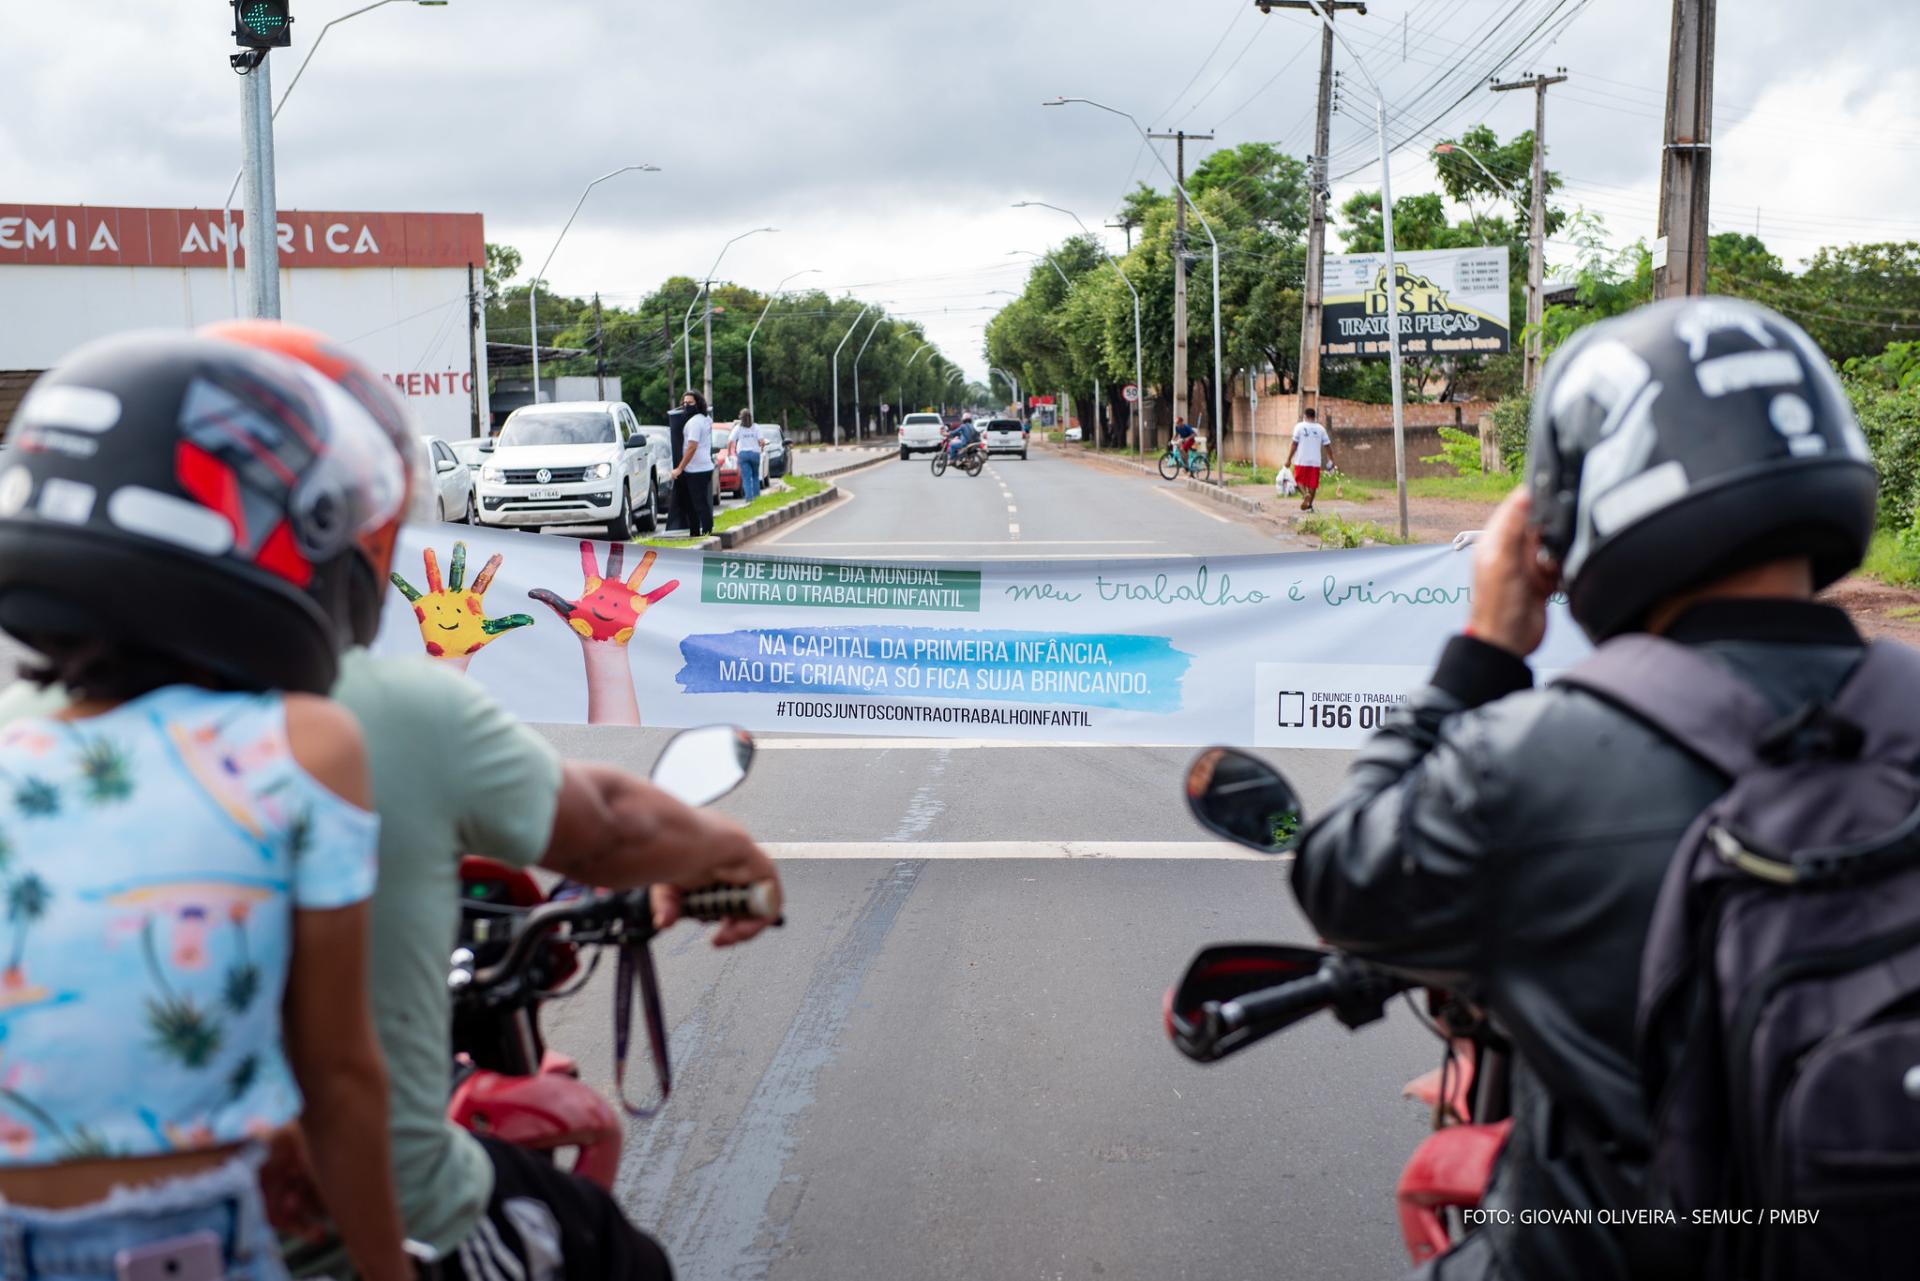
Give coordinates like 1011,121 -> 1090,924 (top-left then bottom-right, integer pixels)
1284,408 -> 1335,511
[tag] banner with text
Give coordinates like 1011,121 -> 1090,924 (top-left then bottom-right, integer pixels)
372,526 -> 1588,748
1320,245 -> 1511,359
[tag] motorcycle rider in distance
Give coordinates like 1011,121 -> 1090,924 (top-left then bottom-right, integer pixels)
0,321 -> 782,1281
1289,298 -> 1885,1279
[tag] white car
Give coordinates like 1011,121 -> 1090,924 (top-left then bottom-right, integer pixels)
477,402 -> 665,538
448,437 -> 491,474
1064,426 -> 1083,442
898,412 -> 945,460
421,435 -> 477,523
980,417 -> 1028,459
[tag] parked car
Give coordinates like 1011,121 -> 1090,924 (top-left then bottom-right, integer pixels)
421,435 -> 477,523
713,425 -> 772,498
899,412 -> 945,460
476,401 -> 665,538
762,423 -> 789,478
981,417 -> 1028,460
1064,425 -> 1084,442
448,437 -> 492,473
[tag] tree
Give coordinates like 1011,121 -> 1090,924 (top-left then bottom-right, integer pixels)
484,242 -> 522,307
1433,124 -> 1565,239
1189,142 -> 1310,237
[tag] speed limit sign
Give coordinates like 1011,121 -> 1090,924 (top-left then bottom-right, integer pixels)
1122,384 -> 1140,402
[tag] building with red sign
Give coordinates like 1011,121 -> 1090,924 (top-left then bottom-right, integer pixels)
0,204 -> 489,439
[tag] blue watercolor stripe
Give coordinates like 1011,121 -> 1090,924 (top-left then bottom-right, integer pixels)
675,626 -> 1192,714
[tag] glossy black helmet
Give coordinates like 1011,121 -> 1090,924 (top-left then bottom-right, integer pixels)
1526,297 -> 1876,641
0,331 -> 409,693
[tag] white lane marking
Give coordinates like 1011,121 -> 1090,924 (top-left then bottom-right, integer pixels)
1008,523 -> 1021,536
1152,487 -> 1234,525
766,841 -> 1283,861
1007,505 -> 1018,514
754,488 -> 856,546
754,737 -> 1187,750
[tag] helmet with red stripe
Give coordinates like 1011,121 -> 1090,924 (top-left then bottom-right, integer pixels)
0,330 -> 408,693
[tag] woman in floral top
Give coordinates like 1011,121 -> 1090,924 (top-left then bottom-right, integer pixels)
0,332 -> 413,1281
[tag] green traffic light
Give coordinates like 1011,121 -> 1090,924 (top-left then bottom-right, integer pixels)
233,0 -> 293,49
239,4 -> 287,36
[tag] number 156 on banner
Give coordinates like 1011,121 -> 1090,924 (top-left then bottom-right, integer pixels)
1254,662 -> 1432,749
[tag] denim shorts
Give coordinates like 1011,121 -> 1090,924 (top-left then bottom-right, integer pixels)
0,1148 -> 288,1281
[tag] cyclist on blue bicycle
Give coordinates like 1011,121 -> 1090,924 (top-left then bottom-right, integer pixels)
1171,418 -> 1197,474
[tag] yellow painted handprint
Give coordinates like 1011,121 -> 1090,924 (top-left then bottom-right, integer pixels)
390,542 -> 534,661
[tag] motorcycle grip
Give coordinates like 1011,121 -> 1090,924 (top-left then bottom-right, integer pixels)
680,881 -> 784,924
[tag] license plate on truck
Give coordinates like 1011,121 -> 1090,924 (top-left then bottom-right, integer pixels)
530,487 -> 562,500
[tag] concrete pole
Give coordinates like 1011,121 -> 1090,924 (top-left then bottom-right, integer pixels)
1492,72 -> 1565,387
1656,0 -> 1715,297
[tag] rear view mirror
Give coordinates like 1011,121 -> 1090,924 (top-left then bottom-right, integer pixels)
1185,748 -> 1305,853
650,726 -> 755,808
1165,942 -> 1329,1062
625,435 -> 647,448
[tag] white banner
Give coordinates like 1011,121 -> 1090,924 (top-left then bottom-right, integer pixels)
372,525 -> 1590,747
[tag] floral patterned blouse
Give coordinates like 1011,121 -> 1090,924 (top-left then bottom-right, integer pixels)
0,685 -> 377,1163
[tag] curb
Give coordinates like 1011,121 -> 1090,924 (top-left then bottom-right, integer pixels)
1056,446 -> 1269,516
718,482 -> 842,549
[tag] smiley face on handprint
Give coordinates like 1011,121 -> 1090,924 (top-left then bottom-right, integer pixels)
391,542 -> 534,658
530,543 -> 680,644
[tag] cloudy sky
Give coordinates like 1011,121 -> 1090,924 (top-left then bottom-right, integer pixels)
5,0 -> 1918,380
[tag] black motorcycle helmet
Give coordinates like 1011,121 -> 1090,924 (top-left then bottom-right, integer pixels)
0,331 -> 409,694
1526,297 -> 1876,641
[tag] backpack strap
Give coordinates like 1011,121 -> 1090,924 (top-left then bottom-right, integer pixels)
1553,635 -> 1779,779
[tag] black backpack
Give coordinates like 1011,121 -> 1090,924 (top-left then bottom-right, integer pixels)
1561,635 -> 1920,1279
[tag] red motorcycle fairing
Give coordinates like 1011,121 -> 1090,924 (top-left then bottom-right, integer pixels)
1395,1119 -> 1514,1265
449,1054 -> 624,1190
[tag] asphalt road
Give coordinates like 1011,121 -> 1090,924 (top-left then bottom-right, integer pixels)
535,449 -> 1438,1281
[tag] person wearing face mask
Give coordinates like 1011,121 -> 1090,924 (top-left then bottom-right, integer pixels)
671,392 -> 716,538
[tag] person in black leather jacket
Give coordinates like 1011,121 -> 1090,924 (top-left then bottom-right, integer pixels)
1289,298 -> 1881,1280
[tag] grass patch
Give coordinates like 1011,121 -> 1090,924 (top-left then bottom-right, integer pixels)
714,473 -> 828,533
1407,471 -> 1523,503
1297,512 -> 1410,549
1862,528 -> 1920,588
635,535 -> 712,549
1890,605 -> 1920,621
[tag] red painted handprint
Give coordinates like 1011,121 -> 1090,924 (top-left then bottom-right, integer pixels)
529,542 -> 681,725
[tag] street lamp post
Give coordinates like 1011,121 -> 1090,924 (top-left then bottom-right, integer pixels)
1433,142 -> 1539,389
222,0 -> 452,317
1301,0 -> 1409,539
683,227 -> 777,407
902,342 -> 930,416
853,314 -> 887,440
831,302 -> 875,447
1045,98 -> 1223,456
991,366 -> 1020,416
747,267 -> 819,422
529,164 -> 658,405
1015,202 -> 1145,456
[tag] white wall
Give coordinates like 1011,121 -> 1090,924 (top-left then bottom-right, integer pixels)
0,263 -> 487,439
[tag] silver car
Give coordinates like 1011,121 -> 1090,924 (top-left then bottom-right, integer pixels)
420,435 -> 478,523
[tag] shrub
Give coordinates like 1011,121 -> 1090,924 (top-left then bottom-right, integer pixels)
1421,425 -> 1485,478
1846,378 -> 1920,531
1488,391 -> 1532,475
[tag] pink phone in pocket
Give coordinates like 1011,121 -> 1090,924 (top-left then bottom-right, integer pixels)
113,1230 -> 226,1281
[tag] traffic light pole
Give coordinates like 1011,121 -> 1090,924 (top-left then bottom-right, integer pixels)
239,51 -> 282,320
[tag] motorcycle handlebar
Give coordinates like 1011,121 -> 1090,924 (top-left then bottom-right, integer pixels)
458,880 -> 782,995
1219,969 -> 1342,1032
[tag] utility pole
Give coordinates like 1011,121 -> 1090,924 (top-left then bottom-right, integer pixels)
702,286 -> 715,408
237,52 -> 282,319
467,264 -> 484,437
1655,0 -> 1715,298
1106,217 -> 1139,252
1254,2 -> 1367,418
593,292 -> 606,400
1147,128 -> 1212,439
1491,69 -> 1566,390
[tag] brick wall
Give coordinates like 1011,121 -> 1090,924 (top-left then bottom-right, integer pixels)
0,371 -> 41,440
1213,384 -> 1494,482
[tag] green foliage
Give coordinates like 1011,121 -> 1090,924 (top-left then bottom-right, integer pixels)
1843,341 -> 1920,393
1863,527 -> 1920,588
483,243 -> 521,307
712,474 -> 827,533
1409,472 -> 1523,503
1789,243 -> 1920,364
1488,391 -> 1533,475
1432,125 -> 1565,238
1297,512 -> 1408,548
1846,377 -> 1920,530
1421,425 -> 1485,477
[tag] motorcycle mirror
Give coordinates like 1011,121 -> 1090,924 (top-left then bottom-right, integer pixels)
1165,942 -> 1330,1062
650,726 -> 756,808
1185,748 -> 1305,854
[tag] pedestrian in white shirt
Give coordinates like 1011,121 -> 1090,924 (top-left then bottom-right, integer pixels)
1284,408 -> 1336,512
673,392 -> 717,536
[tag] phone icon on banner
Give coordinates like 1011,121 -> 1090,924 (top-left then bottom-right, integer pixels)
1277,691 -> 1305,728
